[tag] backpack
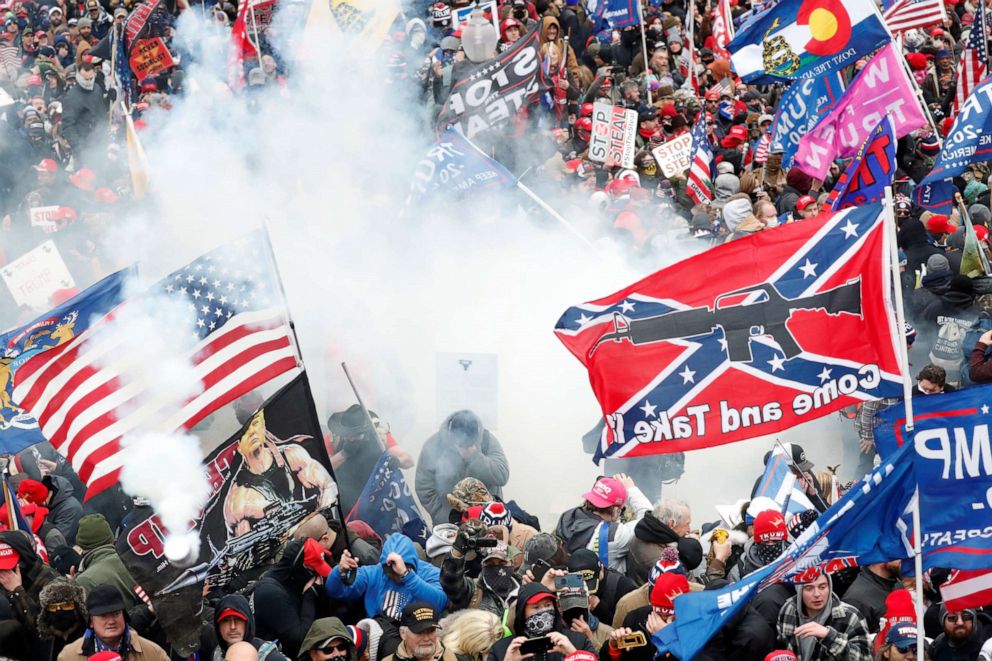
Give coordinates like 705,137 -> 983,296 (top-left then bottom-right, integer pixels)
959,310 -> 992,387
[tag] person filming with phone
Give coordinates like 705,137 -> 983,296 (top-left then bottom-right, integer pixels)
489,583 -> 596,661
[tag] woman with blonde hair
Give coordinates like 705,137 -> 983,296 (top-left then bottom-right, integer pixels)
441,610 -> 504,661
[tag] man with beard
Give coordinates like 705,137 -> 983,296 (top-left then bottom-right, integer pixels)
842,561 -> 902,634
929,606 -> 992,660
383,603 -> 460,661
224,409 -> 338,537
298,618 -> 358,661
327,404 -> 413,516
439,520 -> 519,617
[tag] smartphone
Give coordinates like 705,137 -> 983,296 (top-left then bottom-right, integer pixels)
520,636 -> 554,655
531,559 -> 551,582
617,631 -> 647,650
554,573 -> 586,592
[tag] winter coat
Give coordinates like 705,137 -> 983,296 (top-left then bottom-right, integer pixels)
59,80 -> 107,151
56,628 -> 168,661
929,613 -> 992,660
440,553 -> 519,617
970,340 -> 992,383
74,545 -> 138,611
625,513 -> 703,583
42,475 -> 83,546
324,533 -> 447,620
0,530 -> 59,645
299,618 -> 358,661
840,569 -> 898,634
210,594 -> 287,661
776,593 -> 871,661
415,412 -> 510,525
488,583 -> 596,661
695,599 -> 775,661
611,584 -> 648,629
554,486 -> 651,573
252,540 -> 319,660
538,16 -> 580,80
590,569 -> 637,628
898,218 -> 942,279
384,640 -> 463,661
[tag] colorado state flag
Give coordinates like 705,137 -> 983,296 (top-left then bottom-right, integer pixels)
728,0 -> 890,81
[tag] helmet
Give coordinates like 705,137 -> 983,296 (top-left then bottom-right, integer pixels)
579,102 -> 594,117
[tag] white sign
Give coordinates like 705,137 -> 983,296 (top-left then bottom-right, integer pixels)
588,101 -> 637,169
436,352 -> 498,431
652,132 -> 694,177
29,206 -> 61,230
1,241 -> 75,310
452,0 -> 499,32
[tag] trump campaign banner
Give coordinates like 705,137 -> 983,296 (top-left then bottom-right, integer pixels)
769,72 -> 846,169
555,204 -> 904,463
875,385 -> 992,571
794,44 -> 926,181
827,115 -> 897,210
436,26 -> 549,139
410,127 -> 516,202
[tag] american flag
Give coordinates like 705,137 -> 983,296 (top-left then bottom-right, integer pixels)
112,24 -> 132,109
686,119 -> 714,205
754,131 -> 771,164
9,232 -> 300,498
954,0 -> 989,113
942,569 -> 992,612
883,0 -> 946,34
679,0 -> 700,94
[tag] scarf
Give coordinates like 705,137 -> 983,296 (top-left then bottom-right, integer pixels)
75,71 -> 95,91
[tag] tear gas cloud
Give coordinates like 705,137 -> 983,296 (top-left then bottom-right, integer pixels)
28,10 -> 858,533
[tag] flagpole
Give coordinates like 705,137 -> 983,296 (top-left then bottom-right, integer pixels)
883,19 -> 943,143
259,222 -> 306,370
956,192 -> 992,275
247,0 -> 265,69
637,0 -> 652,106
885,185 -> 923,661
515,180 -> 595,248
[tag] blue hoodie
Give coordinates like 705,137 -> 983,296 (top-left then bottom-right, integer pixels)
323,534 -> 447,618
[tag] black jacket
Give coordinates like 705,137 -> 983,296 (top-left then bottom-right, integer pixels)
488,583 -> 597,661
59,80 -> 108,150
252,540 -> 320,659
212,594 -> 288,661
591,569 -> 636,627
840,569 -> 898,633
41,475 -> 83,546
929,613 -> 992,661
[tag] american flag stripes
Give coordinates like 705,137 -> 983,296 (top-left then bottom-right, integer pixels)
883,0 -> 946,34
686,120 -> 714,205
942,569 -> 992,612
9,232 -> 300,499
954,0 -> 989,113
754,131 -> 771,165
711,0 -> 734,60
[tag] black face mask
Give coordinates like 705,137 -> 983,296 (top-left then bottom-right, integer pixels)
481,565 -> 517,597
50,610 -> 78,633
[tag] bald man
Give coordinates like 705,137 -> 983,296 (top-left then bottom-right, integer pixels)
224,641 -> 260,661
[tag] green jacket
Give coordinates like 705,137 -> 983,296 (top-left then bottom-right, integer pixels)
74,545 -> 138,609
297,617 -> 357,661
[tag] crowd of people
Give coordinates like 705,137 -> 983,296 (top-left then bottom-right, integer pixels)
3,0 -> 992,656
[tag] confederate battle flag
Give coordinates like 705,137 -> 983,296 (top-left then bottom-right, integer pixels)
555,203 -> 904,463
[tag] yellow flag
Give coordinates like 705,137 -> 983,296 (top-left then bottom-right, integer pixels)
303,0 -> 399,52
125,113 -> 149,201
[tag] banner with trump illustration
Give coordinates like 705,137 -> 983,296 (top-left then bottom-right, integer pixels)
118,371 -> 339,598
555,203 -> 904,463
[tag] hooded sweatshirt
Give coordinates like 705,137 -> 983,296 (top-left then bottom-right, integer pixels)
487,583 -> 596,661
538,16 -> 580,79
324,533 -> 447,619
0,530 -> 58,647
253,540 -> 318,659
298,618 -> 358,661
212,594 -> 288,661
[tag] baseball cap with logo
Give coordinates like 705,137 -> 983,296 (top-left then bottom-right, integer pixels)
764,652 -> 797,661
567,549 -> 602,592
784,443 -> 813,472
0,543 -> 18,570
753,510 -> 787,544
796,195 -> 817,211
886,623 -> 917,649
400,602 -> 440,633
582,477 -> 627,509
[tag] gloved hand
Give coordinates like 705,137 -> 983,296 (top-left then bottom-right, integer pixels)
302,537 -> 332,579
452,519 -> 487,557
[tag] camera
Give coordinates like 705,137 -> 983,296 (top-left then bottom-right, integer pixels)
463,537 -> 499,550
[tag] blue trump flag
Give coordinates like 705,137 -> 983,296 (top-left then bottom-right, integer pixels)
828,116 -> 897,211
749,445 -> 816,520
655,441 -> 916,660
727,0 -> 890,82
592,0 -> 639,28
0,269 -> 130,455
410,127 -> 516,203
770,73 -> 846,170
915,76 -> 992,213
348,451 -> 427,543
875,385 -> 992,571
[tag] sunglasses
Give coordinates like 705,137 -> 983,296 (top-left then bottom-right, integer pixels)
45,601 -> 75,612
946,612 -> 974,622
319,643 -> 350,654
894,644 -> 916,654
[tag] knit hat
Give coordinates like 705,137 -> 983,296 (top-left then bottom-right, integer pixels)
787,509 -> 819,540
478,502 -> 512,529
926,253 -> 952,279
648,547 -> 686,587
16,479 -> 48,505
714,173 -> 741,198
356,619 -> 383,661
753,510 -> 787,543
447,477 -> 493,512
650,572 -> 689,610
76,513 -> 114,550
425,523 -> 458,559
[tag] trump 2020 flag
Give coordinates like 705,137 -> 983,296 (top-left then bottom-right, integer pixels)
410,127 -> 516,203
827,116 -> 897,211
875,385 -> 992,571
769,72 -> 847,170
348,451 -> 427,541
555,203 -> 904,462
916,76 -> 992,212
656,441 -> 917,660
727,0 -> 890,82
593,0 -> 639,28
794,44 -> 926,181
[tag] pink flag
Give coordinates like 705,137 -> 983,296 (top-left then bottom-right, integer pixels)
794,44 -> 926,181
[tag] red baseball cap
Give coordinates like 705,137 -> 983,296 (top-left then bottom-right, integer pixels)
926,214 -> 954,235
753,510 -> 787,543
33,158 -> 58,173
977,225 -> 989,243
796,195 -> 817,211
582,477 -> 627,509
216,608 -> 249,623
764,652 -> 798,661
524,589 -> 557,605
0,543 -> 19,570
